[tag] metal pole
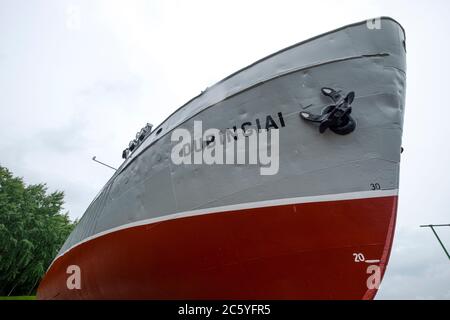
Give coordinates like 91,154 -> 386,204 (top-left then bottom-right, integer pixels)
92,156 -> 117,171
420,224 -> 450,260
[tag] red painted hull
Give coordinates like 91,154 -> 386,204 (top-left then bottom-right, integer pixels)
37,195 -> 397,300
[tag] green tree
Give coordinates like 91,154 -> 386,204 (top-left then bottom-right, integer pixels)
0,166 -> 77,296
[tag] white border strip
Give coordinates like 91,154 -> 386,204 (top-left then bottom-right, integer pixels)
50,189 -> 398,268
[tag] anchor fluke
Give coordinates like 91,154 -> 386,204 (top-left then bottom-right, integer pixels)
300,87 -> 356,135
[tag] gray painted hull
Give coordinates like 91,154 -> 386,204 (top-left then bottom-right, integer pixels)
38,17 -> 406,300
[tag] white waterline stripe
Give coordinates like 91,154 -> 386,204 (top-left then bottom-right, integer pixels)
50,189 -> 398,268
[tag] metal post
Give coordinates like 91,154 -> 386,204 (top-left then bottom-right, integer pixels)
92,156 -> 117,171
420,224 -> 450,260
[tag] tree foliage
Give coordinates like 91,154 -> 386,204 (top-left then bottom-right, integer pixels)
0,166 -> 77,296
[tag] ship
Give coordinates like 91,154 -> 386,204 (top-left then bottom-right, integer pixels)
37,17 -> 406,299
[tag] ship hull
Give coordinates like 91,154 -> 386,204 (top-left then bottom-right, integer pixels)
38,192 -> 397,299
37,17 -> 406,300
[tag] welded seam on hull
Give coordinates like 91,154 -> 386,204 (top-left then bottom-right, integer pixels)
86,53 -> 390,209
48,189 -> 398,270
118,53 -> 392,175
125,17 -> 405,168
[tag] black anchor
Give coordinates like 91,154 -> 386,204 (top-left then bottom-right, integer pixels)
300,87 -> 356,135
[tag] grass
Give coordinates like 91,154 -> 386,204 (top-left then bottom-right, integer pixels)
0,296 -> 36,300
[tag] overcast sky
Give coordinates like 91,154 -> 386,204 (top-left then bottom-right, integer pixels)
1,0 -> 449,299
